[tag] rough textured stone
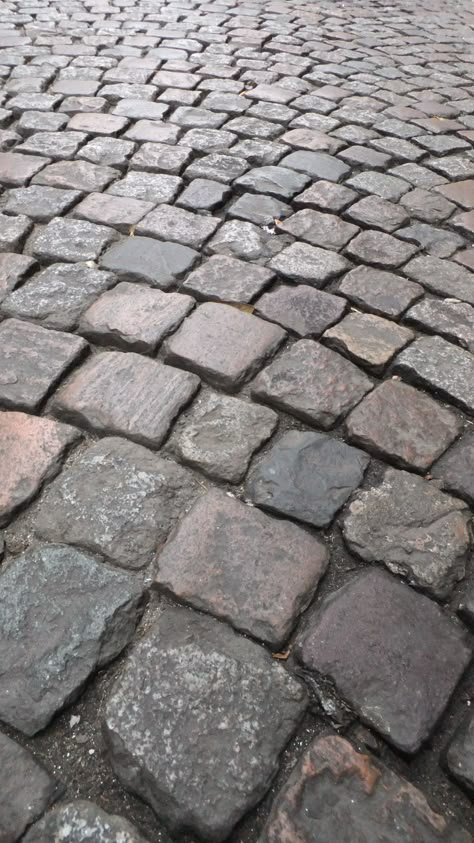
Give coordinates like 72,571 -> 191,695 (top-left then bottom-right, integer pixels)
30,217 -> 117,263
164,303 -> 286,391
431,433 -> 474,506
228,192 -> 291,225
72,192 -> 154,233
0,150 -> 49,185
0,410 -> 80,527
397,221 -> 464,259
345,195 -> 409,232
206,219 -> 282,261
323,312 -> 414,373
4,184 -> 81,222
343,468 -> 471,599
394,335 -> 474,416
281,150 -> 349,182
445,714 -> 474,797
35,436 -> 200,569
296,568 -> 471,753
108,171 -> 182,204
136,204 -> 220,249
156,489 -> 328,645
279,208 -> 359,251
252,340 -> 372,428
1,262 -> 115,330
294,180 -> 358,213
269,242 -> 350,288
261,735 -> 472,843
177,178 -> 230,212
247,430 -> 369,528
337,266 -> 423,318
234,165 -> 310,200
0,212 -> 32,252
0,319 -> 87,412
403,255 -> 474,306
169,391 -> 277,483
52,351 -> 199,449
23,801 -> 152,843
345,230 -> 418,268
181,254 -> 274,303
346,380 -> 461,472
104,608 -> 307,842
0,543 -> 144,734
33,159 -> 117,192
404,298 -> 474,353
0,733 -> 60,843
0,252 -> 36,303
99,236 -> 198,288
79,283 -> 193,353
255,284 -> 347,337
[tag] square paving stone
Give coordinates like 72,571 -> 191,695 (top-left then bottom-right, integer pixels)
1,262 -> 116,330
79,283 -> 194,353
323,312 -> 414,374
336,265 -> 424,318
103,607 -> 307,842
0,319 -> 87,412
260,734 -> 471,843
0,543 -> 144,735
0,150 -> 49,185
431,433 -> 474,506
180,254 -> 274,303
0,410 -> 80,527
255,284 -> 347,337
0,212 -> 32,251
445,713 -> 474,797
296,568 -> 472,753
268,242 -> 350,288
234,165 -> 310,200
168,391 -> 277,483
23,802 -> 153,843
252,340 -> 373,429
30,217 -> 117,264
246,430 -> 369,528
394,335 -> 474,416
404,298 -> 474,353
32,159 -> 117,192
72,192 -> 155,233
0,733 -> 60,843
344,195 -> 409,233
35,436 -> 200,569
343,468 -> 471,599
280,151 -> 350,182
99,236 -> 198,288
0,252 -> 36,303
108,171 -> 182,204
52,351 -> 200,449
4,185 -> 81,222
136,204 -> 220,249
346,380 -> 461,473
345,230 -> 418,268
163,302 -> 286,391
278,209 -> 359,251
155,489 -> 327,646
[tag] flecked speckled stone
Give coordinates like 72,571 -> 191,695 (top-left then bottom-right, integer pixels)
269,242 -> 350,288
30,217 -> 117,263
255,284 -> 347,337
394,335 -> 474,416
181,254 -> 275,303
23,801 -> 154,843
323,312 -> 414,373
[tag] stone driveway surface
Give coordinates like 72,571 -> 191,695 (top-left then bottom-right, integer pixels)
0,0 -> 473,840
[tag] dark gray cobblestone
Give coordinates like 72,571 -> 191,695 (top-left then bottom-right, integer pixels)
1,0 -> 474,840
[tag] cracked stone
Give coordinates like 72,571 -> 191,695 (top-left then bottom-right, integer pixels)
394,335 -> 474,415
99,236 -> 198,288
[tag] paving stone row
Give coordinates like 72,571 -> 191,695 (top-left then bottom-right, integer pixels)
0,0 -> 474,840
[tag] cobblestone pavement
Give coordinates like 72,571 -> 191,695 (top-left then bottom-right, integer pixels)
1,0 -> 474,840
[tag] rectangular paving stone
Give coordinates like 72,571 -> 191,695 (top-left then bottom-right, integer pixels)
107,171 -> 182,204
255,284 -> 347,337
394,335 -> 474,416
405,298 -> 474,353
0,318 -> 87,412
52,351 -> 200,449
268,242 -> 350,288
155,489 -> 328,646
79,282 -> 194,353
279,208 -> 359,251
403,254 -> 474,306
323,312 -> 414,374
296,568 -> 471,753
136,204 -> 220,249
252,339 -> 373,428
180,254 -> 275,303
0,150 -> 49,185
124,119 -> 181,145
4,184 -> 82,222
32,159 -> 117,192
234,165 -> 310,200
67,112 -> 129,135
99,236 -> 198,288
163,302 -> 286,391
72,192 -> 154,233
130,141 -> 192,174
336,265 -> 424,318
345,229 -> 418,268
30,217 -> 117,263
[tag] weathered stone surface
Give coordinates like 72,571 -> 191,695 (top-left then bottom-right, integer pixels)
0,733 -> 60,843
346,380 -> 461,472
269,242 -> 350,288
164,303 -> 286,391
336,266 -> 423,318
206,219 -> 282,261
0,544 -> 144,734
0,150 -> 49,185
400,187 -> 456,223
403,255 -> 474,306
281,150 -> 349,182
23,801 -> 152,843
136,204 -> 220,249
156,489 -> 328,645
181,254 -> 274,303
0,212 -> 32,251
234,165 -> 310,200
247,430 -> 369,528
1,262 -> 115,330
437,178 -> 474,209
35,437 -> 200,569
445,714 -> 474,796
394,335 -> 474,416
294,180 -> 357,213
397,221 -> 464,259
431,432 -> 474,506
323,312 -> 414,373
255,284 -> 347,337
296,568 -> 471,753
228,192 -> 291,226
178,178 -> 230,212
52,351 -> 199,449
345,195 -> 409,232
72,192 -> 154,233
261,735 -> 472,843
0,410 -> 79,527
104,608 -> 307,842
30,217 -> 117,263
33,159 -> 117,192
169,391 -> 277,483
279,208 -> 359,251
0,318 -> 87,412
343,468 -> 471,599
79,283 -> 193,353
345,230 -> 418,268
404,298 -> 474,352
4,184 -> 81,222
0,252 -> 36,303
99,236 -> 198,288
252,340 -> 372,428
108,171 -> 182,203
